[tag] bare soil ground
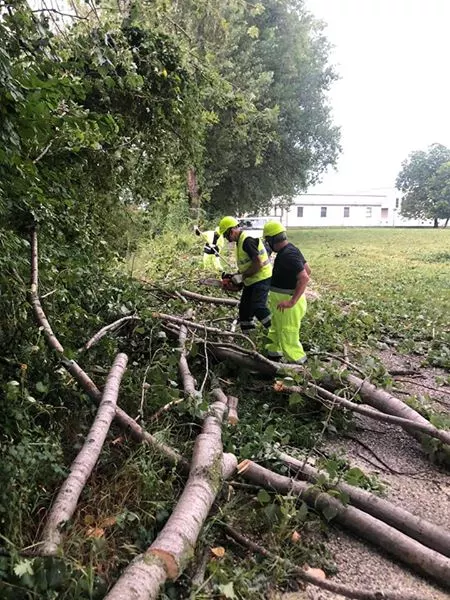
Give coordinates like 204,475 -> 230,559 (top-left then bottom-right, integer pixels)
280,348 -> 450,600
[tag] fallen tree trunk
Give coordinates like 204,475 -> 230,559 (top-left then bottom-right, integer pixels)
224,524 -> 427,600
278,451 -> 450,558
238,460 -> 450,590
152,312 -> 256,348
28,228 -> 63,353
275,382 -> 450,448
105,391 -> 237,600
178,309 -> 197,397
80,316 -> 140,352
39,353 -> 128,555
209,344 -> 450,454
180,289 -> 239,306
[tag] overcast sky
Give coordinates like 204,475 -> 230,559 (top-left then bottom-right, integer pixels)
305,0 -> 450,194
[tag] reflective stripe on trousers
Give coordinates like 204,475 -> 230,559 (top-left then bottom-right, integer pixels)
265,291 -> 307,363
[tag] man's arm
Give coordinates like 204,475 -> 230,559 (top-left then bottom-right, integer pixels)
277,264 -> 310,311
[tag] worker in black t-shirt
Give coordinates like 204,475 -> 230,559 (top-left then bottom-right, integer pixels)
262,221 -> 311,364
217,216 -> 272,332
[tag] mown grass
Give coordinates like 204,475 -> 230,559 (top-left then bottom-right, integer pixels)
289,227 -> 450,368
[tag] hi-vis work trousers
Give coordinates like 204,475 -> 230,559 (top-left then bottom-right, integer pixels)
265,290 -> 307,363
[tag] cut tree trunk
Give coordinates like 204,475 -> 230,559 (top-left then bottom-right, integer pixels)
39,353 -> 128,555
238,460 -> 450,590
278,451 -> 450,558
209,344 -> 450,454
276,382 -> 450,448
105,391 -> 237,600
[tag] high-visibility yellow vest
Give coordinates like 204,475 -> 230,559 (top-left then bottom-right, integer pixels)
236,232 -> 272,286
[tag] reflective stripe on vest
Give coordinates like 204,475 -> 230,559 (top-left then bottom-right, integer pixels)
270,286 -> 295,295
236,232 -> 272,286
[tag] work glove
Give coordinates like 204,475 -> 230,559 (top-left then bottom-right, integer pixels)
231,273 -> 244,285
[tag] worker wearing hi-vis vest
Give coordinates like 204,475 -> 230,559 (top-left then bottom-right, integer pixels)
195,226 -> 224,272
217,216 -> 272,332
262,221 -> 310,364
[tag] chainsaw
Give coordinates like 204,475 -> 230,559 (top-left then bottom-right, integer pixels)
200,272 -> 244,293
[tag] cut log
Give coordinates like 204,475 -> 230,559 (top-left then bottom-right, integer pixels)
39,353 -> 128,555
238,460 -> 450,590
278,451 -> 450,558
105,391 -> 237,600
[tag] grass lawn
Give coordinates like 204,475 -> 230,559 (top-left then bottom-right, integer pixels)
287,228 -> 450,368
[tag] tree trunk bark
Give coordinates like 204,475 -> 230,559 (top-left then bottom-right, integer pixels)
278,452 -> 450,558
433,217 -> 439,228
180,289 -> 239,306
238,460 -> 450,590
80,316 -> 140,352
28,228 -> 64,353
39,353 -> 128,555
279,382 -> 450,447
105,393 -> 237,600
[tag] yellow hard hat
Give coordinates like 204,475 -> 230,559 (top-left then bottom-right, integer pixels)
263,221 -> 286,237
218,216 -> 239,236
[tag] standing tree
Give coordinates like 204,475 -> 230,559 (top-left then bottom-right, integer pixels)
396,143 -> 450,228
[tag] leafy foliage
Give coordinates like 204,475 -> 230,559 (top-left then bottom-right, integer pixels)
396,143 -> 450,227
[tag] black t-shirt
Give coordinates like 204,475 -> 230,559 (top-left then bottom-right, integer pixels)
242,236 -> 260,259
271,243 -> 306,290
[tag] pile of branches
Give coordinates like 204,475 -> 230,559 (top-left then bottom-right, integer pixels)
28,229 -> 450,600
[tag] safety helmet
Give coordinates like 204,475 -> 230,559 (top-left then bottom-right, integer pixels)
263,221 -> 286,238
218,216 -> 239,236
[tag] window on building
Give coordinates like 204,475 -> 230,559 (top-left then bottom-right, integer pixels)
320,206 -> 327,218
366,207 -> 372,218
395,198 -> 400,209
343,207 -> 350,218
297,206 -> 303,218
381,208 -> 389,219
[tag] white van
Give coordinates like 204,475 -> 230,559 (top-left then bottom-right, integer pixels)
238,216 -> 281,238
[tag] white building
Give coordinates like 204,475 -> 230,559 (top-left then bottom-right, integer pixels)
271,192 -> 433,228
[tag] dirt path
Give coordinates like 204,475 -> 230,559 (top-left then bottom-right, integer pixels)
283,349 -> 450,600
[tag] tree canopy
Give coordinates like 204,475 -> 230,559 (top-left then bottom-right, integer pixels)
396,143 -> 450,228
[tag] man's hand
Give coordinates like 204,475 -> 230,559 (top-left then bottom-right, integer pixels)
231,273 -> 244,285
277,299 -> 295,311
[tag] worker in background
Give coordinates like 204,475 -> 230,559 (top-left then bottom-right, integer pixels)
217,216 -> 272,333
195,226 -> 224,272
262,221 -> 310,364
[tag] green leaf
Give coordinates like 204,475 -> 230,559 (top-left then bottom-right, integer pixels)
256,489 -> 270,504
288,392 -> 303,406
14,559 -> 34,577
218,582 -> 236,599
